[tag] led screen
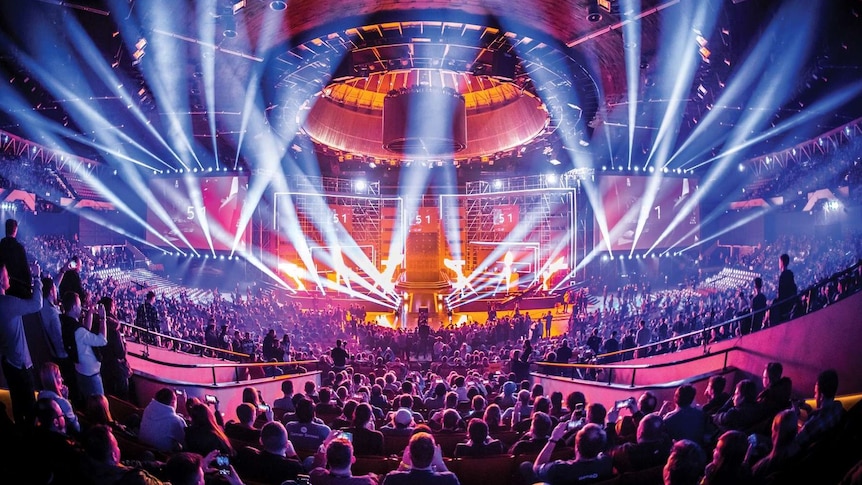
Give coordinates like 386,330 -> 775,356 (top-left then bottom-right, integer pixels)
596,175 -> 699,251
146,176 -> 248,251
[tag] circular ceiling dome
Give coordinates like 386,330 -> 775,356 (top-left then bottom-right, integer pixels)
302,69 -> 548,160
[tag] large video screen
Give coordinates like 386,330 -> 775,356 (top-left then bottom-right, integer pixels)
146,176 -> 248,251
596,175 -> 699,251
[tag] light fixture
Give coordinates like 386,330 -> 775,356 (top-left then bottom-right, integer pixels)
587,1 -> 602,22
270,0 -> 287,10
222,15 -> 237,38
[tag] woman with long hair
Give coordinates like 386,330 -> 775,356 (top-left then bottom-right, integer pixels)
184,402 -> 234,457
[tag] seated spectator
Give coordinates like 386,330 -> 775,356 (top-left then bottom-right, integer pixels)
462,394 -> 486,422
561,391 -> 587,424
712,379 -> 765,433
663,439 -> 706,485
514,396 -> 557,433
787,368 -> 845,458
272,380 -> 297,417
329,399 -> 358,431
529,422 -> 614,485
225,403 -> 263,444
454,418 -> 504,458
423,382 -> 448,411
242,386 -> 271,429
344,403 -> 384,456
608,413 -> 671,473
23,397 -> 88,484
184,401 -> 234,457
437,408 -> 466,434
614,391 -> 657,444
81,424 -> 165,484
701,430 -> 754,485
37,361 -> 81,436
501,390 -> 533,427
309,434 -> 379,485
509,411 -> 552,456
751,409 -> 798,480
370,384 -> 390,412
381,408 -> 416,437
138,387 -> 186,453
235,421 -> 304,485
663,384 -> 710,447
757,362 -> 793,419
316,387 -> 343,417
702,375 -> 731,416
382,432 -> 457,485
285,398 -> 332,452
483,403 -> 506,433
549,391 -> 566,419
164,450 -> 243,485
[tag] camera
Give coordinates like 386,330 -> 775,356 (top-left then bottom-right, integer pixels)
215,454 -> 230,475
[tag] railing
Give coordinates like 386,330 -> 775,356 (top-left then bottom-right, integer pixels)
119,320 -> 318,386
537,259 -> 862,376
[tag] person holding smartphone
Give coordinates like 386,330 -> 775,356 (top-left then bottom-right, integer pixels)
308,430 -> 379,485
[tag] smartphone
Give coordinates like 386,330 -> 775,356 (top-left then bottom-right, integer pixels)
259,404 -> 270,412
615,399 -> 629,410
205,394 -> 219,405
215,453 -> 230,475
338,431 -> 353,442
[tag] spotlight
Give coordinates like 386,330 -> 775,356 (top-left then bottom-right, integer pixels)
223,16 -> 237,38
270,0 -> 287,10
354,179 -> 367,192
493,179 -> 503,190
587,0 -> 602,22
545,173 -> 557,184
738,164 -> 745,172
549,158 -> 561,166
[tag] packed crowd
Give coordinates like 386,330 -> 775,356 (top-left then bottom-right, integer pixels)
0,219 -> 861,484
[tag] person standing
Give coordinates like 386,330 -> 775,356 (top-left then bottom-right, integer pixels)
330,339 -> 349,371
58,255 -> 86,306
0,263 -> 43,426
0,218 -> 33,299
98,297 -> 131,400
774,254 -> 797,324
60,291 -> 107,403
751,277 -> 767,332
543,311 -> 553,338
134,291 -> 159,345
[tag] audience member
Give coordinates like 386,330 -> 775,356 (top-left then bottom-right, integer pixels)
37,361 -> 81,435
0,263 -> 43,425
701,430 -> 754,485
530,422 -> 614,485
454,418 -> 504,457
382,432 -> 458,485
787,368 -> 845,457
285,397 -> 332,452
663,439 -> 705,485
81,424 -> 165,485
662,384 -> 709,447
138,387 -> 186,453
184,401 -> 234,457
309,435 -> 379,485
751,409 -> 798,480
609,413 -> 672,473
235,421 -> 304,485
702,376 -> 731,416
712,379 -> 765,433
